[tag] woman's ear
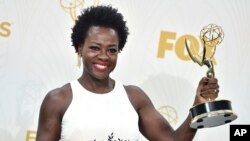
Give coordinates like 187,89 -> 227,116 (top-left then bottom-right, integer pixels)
76,45 -> 83,68
78,45 -> 82,57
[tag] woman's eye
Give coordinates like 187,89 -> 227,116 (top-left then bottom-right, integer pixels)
89,46 -> 100,51
109,48 -> 118,54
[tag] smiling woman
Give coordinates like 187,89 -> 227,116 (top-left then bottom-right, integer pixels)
35,5 -> 220,141
78,26 -> 119,82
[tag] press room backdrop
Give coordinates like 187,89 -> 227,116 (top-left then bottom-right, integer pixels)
1,0 -> 249,140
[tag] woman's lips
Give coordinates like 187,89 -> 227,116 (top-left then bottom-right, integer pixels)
93,62 -> 108,71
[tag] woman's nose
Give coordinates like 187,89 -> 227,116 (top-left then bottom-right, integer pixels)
98,51 -> 109,60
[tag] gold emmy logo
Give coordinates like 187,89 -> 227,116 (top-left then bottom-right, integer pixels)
60,0 -> 100,23
157,105 -> 178,126
0,21 -> 11,38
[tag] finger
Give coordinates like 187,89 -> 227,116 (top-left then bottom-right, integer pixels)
199,77 -> 210,85
200,84 -> 219,92
200,94 -> 218,100
200,89 -> 219,95
208,78 -> 218,84
200,89 -> 219,100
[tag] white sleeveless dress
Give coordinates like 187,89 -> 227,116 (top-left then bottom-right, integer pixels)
60,80 -> 140,141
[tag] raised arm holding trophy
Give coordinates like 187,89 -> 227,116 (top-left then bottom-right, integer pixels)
185,24 -> 237,129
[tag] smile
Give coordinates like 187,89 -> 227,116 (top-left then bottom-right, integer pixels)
94,63 -> 108,71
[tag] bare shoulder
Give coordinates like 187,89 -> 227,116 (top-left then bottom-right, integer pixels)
124,85 -> 146,100
124,85 -> 154,112
44,83 -> 71,103
41,83 -> 72,116
124,85 -> 145,94
37,83 -> 72,141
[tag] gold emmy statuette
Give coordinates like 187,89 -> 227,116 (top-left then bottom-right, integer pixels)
185,24 -> 237,129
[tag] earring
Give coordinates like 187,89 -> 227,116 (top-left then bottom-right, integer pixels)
77,53 -> 81,68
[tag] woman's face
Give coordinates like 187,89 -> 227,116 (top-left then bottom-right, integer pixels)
79,26 -> 119,80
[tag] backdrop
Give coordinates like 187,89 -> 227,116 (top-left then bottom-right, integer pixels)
1,0 -> 250,141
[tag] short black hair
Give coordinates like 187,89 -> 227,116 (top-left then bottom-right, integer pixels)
71,5 -> 129,53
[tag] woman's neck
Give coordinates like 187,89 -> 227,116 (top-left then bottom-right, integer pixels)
78,74 -> 115,94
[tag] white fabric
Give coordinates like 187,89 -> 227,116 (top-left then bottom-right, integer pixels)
60,80 -> 140,141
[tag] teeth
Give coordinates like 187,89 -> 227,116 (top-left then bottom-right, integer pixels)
95,64 -> 107,69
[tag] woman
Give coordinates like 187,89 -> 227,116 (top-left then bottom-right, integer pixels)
36,5 -> 219,141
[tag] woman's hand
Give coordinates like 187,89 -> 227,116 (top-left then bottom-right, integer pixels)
193,77 -> 219,106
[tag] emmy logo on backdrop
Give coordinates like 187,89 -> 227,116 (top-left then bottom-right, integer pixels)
60,0 -> 100,23
185,24 -> 237,129
60,0 -> 100,67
